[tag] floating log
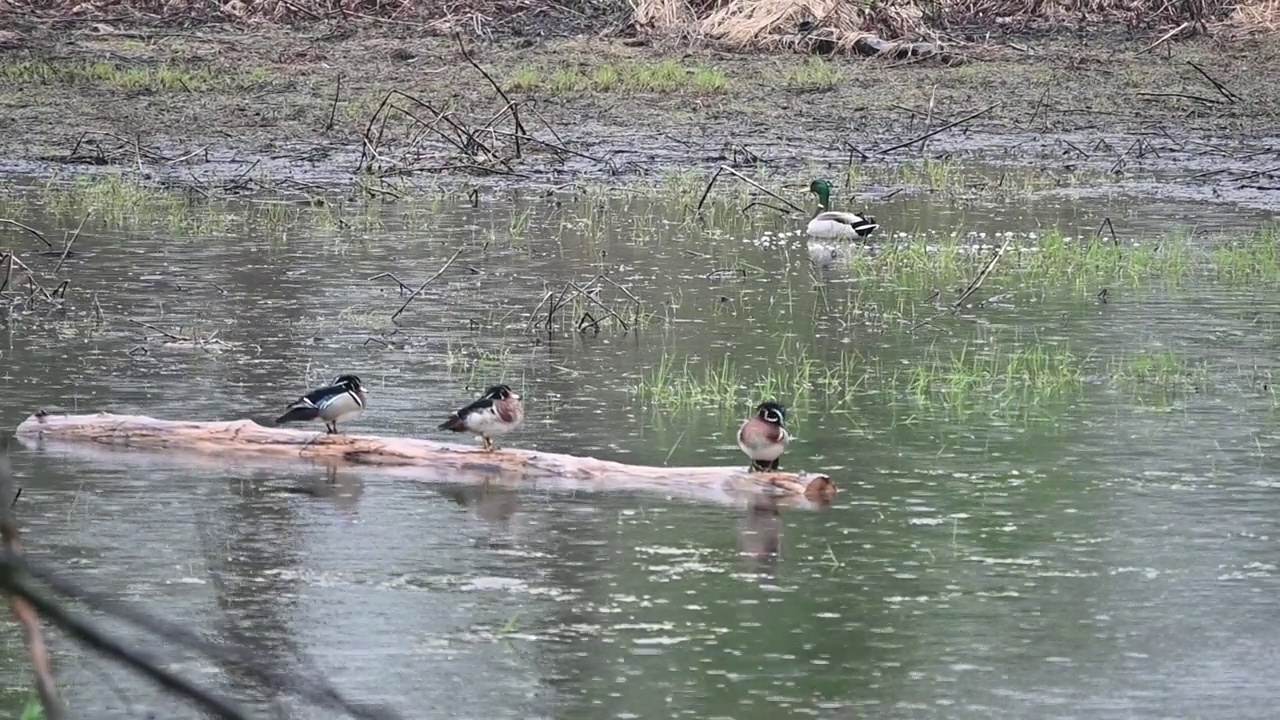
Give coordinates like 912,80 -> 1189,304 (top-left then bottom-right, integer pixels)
14,411 -> 838,509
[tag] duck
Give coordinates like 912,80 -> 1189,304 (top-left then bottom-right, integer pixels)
805,179 -> 879,240
737,401 -> 792,472
438,384 -> 525,452
275,374 -> 370,434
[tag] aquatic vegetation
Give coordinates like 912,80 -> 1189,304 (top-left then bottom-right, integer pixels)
632,328 -> 1258,422
446,340 -> 517,385
1108,349 -> 1212,394
794,225 -> 1280,292
506,60 -> 730,94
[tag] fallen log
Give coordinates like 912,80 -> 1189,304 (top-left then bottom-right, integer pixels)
14,411 -> 838,509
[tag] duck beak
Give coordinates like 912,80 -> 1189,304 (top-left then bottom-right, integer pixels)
510,391 -> 522,401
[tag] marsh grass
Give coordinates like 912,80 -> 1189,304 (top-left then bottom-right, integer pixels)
1108,349 -> 1212,392
783,57 -> 843,90
634,334 -> 1235,421
828,225 -> 1280,292
41,174 -> 241,233
904,341 -> 1085,412
446,340 -> 517,386
507,61 -> 729,94
0,60 -> 269,92
24,174 -> 410,238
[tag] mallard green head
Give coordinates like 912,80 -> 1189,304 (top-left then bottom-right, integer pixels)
808,179 -> 833,209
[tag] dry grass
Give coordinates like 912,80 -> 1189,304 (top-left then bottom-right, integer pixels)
1224,0 -> 1280,36
700,0 -> 925,50
631,0 -> 696,31
632,0 -> 1270,49
2,0 -> 1277,44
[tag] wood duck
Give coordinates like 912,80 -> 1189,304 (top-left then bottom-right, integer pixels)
806,179 -> 879,239
275,374 -> 369,434
438,384 -> 525,452
737,401 -> 792,472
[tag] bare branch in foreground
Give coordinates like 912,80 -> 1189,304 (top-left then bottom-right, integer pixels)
0,444 -> 402,720
0,451 -> 65,720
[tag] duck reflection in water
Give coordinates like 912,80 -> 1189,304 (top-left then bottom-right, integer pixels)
738,494 -> 784,569
273,464 -> 364,522
441,483 -> 522,528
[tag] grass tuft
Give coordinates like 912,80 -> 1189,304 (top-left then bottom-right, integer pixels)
784,57 -> 844,90
0,60 -> 268,91
507,60 -> 729,94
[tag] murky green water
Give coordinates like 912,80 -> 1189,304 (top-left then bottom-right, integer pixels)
3,172 -> 1280,719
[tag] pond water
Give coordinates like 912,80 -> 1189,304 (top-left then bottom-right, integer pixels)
2,170 -> 1280,719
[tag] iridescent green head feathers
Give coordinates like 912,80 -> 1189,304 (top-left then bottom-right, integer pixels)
808,179 -> 833,210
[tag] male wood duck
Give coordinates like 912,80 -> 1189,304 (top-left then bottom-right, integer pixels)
438,384 -> 525,452
737,401 -> 792,472
275,374 -> 369,434
806,178 -> 879,240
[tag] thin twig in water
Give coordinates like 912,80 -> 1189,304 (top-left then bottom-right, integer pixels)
910,236 -> 1014,330
695,165 -> 805,214
953,236 -> 1014,310
568,281 -> 629,331
129,319 -> 191,342
876,102 -> 1001,155
1094,218 -> 1118,247
0,219 -> 53,249
54,210 -> 92,274
391,247 -> 465,321
367,272 -> 415,293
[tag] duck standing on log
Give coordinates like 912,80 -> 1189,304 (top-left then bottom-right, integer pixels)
737,401 -> 791,472
438,384 -> 525,452
275,374 -> 370,435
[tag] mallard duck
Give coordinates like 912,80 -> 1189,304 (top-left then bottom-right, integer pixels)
805,179 -> 879,240
275,374 -> 369,434
737,401 -> 792,472
438,384 -> 525,452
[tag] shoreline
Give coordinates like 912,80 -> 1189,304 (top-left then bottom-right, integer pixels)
0,24 -> 1277,210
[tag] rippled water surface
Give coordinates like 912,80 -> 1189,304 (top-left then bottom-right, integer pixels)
2,171 -> 1280,719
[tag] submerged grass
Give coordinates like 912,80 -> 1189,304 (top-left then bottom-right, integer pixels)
634,334 -> 1245,421
16,173 -> 428,238
827,224 -> 1280,291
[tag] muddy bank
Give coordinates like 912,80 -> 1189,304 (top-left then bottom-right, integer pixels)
0,24 -> 1278,209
